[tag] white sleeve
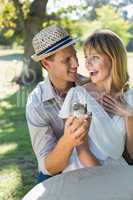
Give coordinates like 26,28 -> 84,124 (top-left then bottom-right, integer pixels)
59,86 -> 94,119
59,87 -> 76,119
123,88 -> 133,107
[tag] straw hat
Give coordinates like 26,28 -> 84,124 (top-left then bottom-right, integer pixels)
31,25 -> 77,62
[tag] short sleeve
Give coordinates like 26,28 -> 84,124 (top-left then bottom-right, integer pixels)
123,88 -> 133,107
26,96 -> 57,175
59,86 -> 94,119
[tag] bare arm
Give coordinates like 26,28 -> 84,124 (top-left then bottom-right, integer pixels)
76,117 -> 100,167
76,142 -> 100,167
44,116 -> 89,175
44,138 -> 73,175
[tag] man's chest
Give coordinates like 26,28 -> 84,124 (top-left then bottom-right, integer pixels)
42,100 -> 65,139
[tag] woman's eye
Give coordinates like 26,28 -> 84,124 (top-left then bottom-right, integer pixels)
93,56 -> 101,63
93,56 -> 100,60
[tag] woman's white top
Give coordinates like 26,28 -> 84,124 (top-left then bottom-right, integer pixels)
59,86 -> 133,172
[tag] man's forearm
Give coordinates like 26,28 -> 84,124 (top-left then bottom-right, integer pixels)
44,136 -> 74,175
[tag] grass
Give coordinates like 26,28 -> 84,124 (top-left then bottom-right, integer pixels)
0,86 -> 37,200
127,52 -> 133,57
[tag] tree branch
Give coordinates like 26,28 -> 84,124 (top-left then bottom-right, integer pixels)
29,0 -> 49,18
44,14 -> 60,21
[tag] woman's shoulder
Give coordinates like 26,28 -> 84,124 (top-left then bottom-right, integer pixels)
75,83 -> 95,94
67,85 -> 93,102
66,86 -> 86,99
69,83 -> 97,100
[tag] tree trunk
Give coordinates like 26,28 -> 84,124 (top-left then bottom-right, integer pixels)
14,0 -> 49,85
21,17 -> 43,85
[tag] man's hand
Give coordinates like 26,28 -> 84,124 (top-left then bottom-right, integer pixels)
63,115 -> 90,148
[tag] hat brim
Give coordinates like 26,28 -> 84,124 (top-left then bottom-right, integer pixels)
31,38 -> 78,62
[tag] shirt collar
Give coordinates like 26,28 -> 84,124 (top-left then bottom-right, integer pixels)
42,76 -> 55,102
42,74 -> 89,102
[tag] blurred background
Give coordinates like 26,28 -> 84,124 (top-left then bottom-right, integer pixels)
0,0 -> 133,199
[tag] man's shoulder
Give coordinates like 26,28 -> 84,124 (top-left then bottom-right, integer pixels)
27,80 -> 46,108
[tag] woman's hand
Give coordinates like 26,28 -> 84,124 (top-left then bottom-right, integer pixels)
102,94 -> 133,118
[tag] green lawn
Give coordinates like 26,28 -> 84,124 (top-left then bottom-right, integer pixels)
127,52 -> 133,56
0,86 -> 37,200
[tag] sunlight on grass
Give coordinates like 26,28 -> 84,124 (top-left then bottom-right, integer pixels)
0,143 -> 18,155
0,166 -> 22,200
0,101 -> 12,109
0,101 -> 13,116
0,122 -> 15,136
128,52 -> 133,56
0,49 -> 23,56
0,127 -> 15,134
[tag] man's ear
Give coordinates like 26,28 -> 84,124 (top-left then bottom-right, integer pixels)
41,58 -> 50,70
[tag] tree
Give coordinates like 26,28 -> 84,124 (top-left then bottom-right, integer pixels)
0,0 -> 132,84
0,0 -> 60,84
79,5 -> 132,46
82,0 -> 110,20
0,0 -> 85,84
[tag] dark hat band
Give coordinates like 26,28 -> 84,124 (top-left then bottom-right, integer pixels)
37,35 -> 74,56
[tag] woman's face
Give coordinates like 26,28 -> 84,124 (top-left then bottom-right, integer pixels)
84,48 -> 112,85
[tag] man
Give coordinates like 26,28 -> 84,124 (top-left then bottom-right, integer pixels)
26,25 -> 97,183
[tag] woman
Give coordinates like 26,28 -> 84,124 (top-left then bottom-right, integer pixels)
59,30 -> 133,172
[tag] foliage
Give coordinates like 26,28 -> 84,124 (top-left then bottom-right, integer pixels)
0,1 -> 16,45
0,1 -> 82,46
0,1 -> 132,82
79,5 -> 132,45
0,1 -> 132,46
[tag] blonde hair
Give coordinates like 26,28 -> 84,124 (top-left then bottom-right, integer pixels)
84,30 -> 129,92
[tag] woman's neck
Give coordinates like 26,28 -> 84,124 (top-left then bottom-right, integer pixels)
95,83 -> 111,94
95,77 -> 114,94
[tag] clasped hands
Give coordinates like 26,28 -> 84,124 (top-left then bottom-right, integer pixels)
63,114 -> 91,148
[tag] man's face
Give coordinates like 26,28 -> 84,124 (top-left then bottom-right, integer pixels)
44,45 -> 79,83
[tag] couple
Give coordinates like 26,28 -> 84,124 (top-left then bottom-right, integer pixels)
26,25 -> 133,183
